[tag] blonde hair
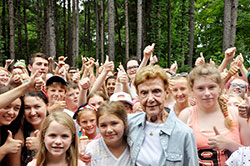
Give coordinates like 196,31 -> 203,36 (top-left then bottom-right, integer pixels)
188,64 -> 232,129
36,111 -> 78,166
134,65 -> 169,91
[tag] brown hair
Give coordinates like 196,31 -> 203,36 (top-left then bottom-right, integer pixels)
188,64 -> 232,129
76,108 -> 96,125
134,65 -> 169,91
97,101 -> 127,131
29,52 -> 48,66
36,111 -> 78,166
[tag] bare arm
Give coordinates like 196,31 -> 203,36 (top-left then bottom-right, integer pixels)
0,71 -> 44,108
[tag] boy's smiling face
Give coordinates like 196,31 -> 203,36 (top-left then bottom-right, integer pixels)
47,84 -> 67,104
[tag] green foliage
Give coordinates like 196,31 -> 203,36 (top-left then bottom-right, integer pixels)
0,0 -> 250,72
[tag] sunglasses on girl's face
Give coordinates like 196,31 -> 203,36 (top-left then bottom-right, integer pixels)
230,83 -> 247,90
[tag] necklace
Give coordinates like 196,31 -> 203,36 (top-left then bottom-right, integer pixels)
148,123 -> 161,136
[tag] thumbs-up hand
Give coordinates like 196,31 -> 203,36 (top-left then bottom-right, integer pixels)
170,61 -> 178,74
103,56 -> 114,73
195,52 -> 205,66
26,130 -> 40,150
79,77 -> 90,90
208,126 -> 228,151
3,130 -> 22,154
225,47 -> 236,61
27,71 -> 45,92
238,94 -> 250,119
144,43 -> 155,58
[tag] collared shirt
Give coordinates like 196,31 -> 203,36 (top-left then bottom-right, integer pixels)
127,109 -> 199,166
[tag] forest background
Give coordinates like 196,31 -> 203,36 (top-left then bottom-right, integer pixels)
0,0 -> 249,72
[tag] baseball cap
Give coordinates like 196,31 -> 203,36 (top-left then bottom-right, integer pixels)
46,75 -> 67,86
110,92 -> 132,105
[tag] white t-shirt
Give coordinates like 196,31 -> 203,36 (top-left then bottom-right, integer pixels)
226,146 -> 250,166
136,121 -> 164,166
63,109 -> 81,133
85,137 -> 132,166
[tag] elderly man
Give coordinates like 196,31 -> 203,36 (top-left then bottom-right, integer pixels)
127,65 -> 198,166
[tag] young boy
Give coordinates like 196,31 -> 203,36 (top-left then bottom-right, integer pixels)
46,75 -> 67,113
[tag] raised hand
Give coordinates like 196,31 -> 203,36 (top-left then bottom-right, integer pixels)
117,68 -> 128,84
195,52 -> 205,66
103,56 -> 114,72
27,71 -> 45,91
238,94 -> 250,119
143,43 -> 155,58
149,55 -> 158,65
79,77 -> 91,90
5,59 -> 14,69
26,130 -> 40,150
225,47 -> 236,61
170,61 -> 178,74
3,130 -> 23,154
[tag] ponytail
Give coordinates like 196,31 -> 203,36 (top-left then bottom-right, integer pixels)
218,96 -> 232,129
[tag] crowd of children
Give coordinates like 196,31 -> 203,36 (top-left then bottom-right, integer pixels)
0,44 -> 250,166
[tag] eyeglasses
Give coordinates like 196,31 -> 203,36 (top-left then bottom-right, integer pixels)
127,65 -> 139,70
170,72 -> 188,79
230,83 -> 247,90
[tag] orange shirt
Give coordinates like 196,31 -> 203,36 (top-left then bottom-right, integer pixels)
190,106 -> 240,166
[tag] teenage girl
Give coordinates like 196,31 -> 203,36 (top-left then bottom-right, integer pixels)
168,73 -> 190,116
21,91 -> 48,166
27,111 -> 85,166
0,86 -> 23,166
74,104 -> 101,140
179,64 -> 250,165
82,101 -> 132,166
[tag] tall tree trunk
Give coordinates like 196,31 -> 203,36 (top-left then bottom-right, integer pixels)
167,0 -> 171,68
55,0 -> 59,59
68,0 -> 73,65
17,0 -> 22,59
47,0 -> 56,58
75,0 -> 79,64
137,0 -> 143,60
100,0 -> 105,63
108,0 -> 115,61
1,0 -> 7,64
43,1 -> 48,56
125,0 -> 129,61
72,0 -> 76,62
222,0 -> 232,52
63,0 -> 67,57
114,0 -> 122,63
181,0 -> 186,68
87,1 -> 92,57
188,0 -> 194,67
8,0 -> 15,60
36,0 -> 41,52
23,0 -> 29,60
95,0 -> 100,61
230,0 -> 238,47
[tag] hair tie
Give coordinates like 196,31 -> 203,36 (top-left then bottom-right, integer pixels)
73,103 -> 97,119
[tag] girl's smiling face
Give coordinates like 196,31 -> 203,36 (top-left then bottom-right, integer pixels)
170,78 -> 189,104
78,110 -> 97,136
98,113 -> 125,147
0,98 -> 21,126
44,121 -> 72,159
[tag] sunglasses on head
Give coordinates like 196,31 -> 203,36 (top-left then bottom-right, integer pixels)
170,72 -> 188,79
